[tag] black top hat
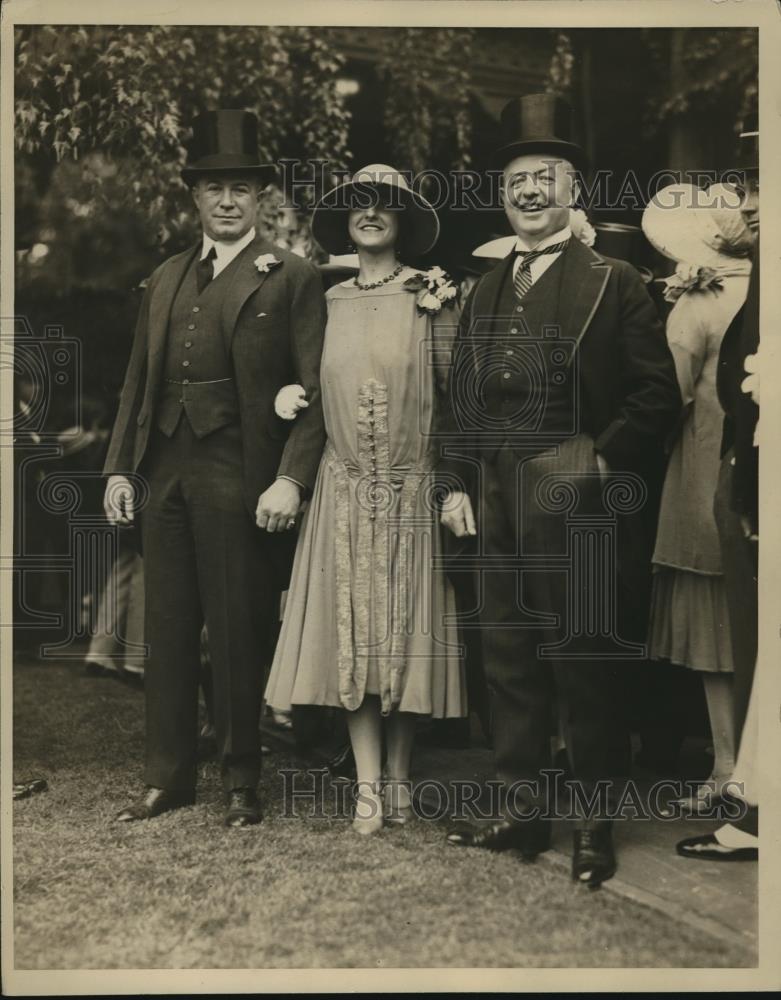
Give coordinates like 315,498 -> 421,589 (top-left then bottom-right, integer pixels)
181,110 -> 275,186
492,94 -> 588,173
735,110 -> 758,172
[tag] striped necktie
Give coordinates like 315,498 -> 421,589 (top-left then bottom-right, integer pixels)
513,239 -> 570,301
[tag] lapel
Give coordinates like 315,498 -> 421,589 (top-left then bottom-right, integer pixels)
147,244 -> 199,378
556,238 -> 612,365
471,253 -> 515,372
220,235 -> 280,351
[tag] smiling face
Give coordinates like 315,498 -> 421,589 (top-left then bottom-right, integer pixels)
502,154 -> 577,245
348,204 -> 401,254
192,174 -> 260,242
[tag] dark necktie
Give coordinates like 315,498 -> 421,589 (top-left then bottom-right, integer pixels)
196,245 -> 217,294
513,239 -> 570,301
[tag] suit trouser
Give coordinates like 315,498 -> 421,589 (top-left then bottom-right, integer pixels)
479,436 -> 627,822
140,419 -> 271,793
713,449 -> 757,746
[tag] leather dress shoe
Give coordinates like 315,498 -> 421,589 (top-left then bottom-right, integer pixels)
572,825 -> 616,888
676,833 -> 757,862
116,786 -> 195,822
225,787 -> 262,828
447,817 -> 551,860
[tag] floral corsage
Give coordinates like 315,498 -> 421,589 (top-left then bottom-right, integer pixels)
663,263 -> 723,304
254,253 -> 282,274
403,266 -> 458,315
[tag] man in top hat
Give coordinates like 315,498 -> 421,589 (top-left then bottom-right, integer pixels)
103,109 -> 326,827
440,93 -> 680,885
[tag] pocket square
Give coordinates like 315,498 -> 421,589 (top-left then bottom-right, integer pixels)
256,312 -> 267,318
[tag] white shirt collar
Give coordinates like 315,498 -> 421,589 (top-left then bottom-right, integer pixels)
201,226 -> 256,262
513,224 -> 572,254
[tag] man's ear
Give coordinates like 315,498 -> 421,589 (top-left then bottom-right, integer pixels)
570,174 -> 582,209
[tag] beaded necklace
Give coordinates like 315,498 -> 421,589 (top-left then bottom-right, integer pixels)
353,261 -> 404,290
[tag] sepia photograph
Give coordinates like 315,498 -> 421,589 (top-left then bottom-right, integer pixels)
1,0 -> 779,992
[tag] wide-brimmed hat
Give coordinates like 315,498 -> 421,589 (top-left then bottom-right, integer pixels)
492,94 -> 588,173
311,164 -> 440,257
181,110 -> 275,186
642,183 -> 755,269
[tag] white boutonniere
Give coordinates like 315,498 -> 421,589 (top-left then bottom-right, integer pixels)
569,208 -> 597,248
403,268 -> 458,316
254,253 -> 282,274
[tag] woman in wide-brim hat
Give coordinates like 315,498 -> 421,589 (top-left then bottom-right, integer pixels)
265,165 -> 466,834
642,183 -> 755,813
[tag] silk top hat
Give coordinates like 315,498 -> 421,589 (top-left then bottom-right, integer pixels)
492,93 -> 588,172
311,164 -> 440,257
181,110 -> 275,186
641,183 -> 754,270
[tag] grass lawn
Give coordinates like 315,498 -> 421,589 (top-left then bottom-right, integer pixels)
12,657 -> 751,970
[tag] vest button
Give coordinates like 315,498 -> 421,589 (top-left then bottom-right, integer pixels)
187,324 -> 196,331
192,306 -> 200,313
182,360 -> 190,367
185,341 -> 192,348
510,327 -> 519,334
183,379 -> 190,385
503,372 -> 511,379
516,306 -> 524,313
506,350 -> 514,357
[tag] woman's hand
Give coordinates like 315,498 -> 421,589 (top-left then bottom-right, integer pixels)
440,491 -> 477,538
275,384 -> 309,421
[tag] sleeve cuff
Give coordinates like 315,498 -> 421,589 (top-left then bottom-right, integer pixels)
276,475 -> 305,491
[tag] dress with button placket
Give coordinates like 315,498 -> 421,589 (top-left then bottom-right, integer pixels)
265,277 -> 466,718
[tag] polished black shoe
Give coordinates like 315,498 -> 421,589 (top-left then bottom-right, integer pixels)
447,817 -> 551,860
115,786 -> 195,822
572,825 -> 616,888
225,787 -> 262,828
325,741 -> 356,781
676,832 -> 757,862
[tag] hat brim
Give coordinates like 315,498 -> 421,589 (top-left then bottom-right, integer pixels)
492,139 -> 588,173
311,180 -> 440,257
181,163 -> 277,187
641,185 -> 736,269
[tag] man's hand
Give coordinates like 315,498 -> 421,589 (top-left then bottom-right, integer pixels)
104,475 -> 135,525
256,478 -> 302,532
440,491 -> 477,538
595,452 -> 610,479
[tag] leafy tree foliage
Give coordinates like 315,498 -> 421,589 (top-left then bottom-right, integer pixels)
16,24 -> 352,289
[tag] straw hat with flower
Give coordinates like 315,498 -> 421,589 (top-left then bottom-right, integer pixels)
642,183 -> 754,302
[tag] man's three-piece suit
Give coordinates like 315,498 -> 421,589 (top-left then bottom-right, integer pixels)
440,235 -> 681,813
104,233 -> 326,793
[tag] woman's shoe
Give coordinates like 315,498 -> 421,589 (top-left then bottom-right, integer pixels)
270,709 -> 293,730
383,779 -> 414,825
352,782 -> 384,836
666,776 -> 728,816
